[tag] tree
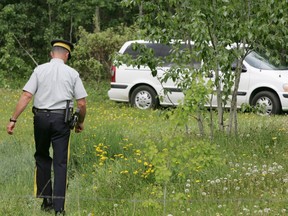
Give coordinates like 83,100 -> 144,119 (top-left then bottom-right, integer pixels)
122,0 -> 288,136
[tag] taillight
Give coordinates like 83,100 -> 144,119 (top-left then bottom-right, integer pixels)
111,66 -> 116,82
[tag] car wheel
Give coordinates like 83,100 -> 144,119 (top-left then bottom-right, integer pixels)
131,86 -> 158,109
251,91 -> 281,115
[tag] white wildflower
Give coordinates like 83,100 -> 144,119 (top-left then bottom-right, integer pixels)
243,207 -> 249,212
262,171 -> 267,176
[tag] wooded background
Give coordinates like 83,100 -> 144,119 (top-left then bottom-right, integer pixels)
0,0 -> 139,86
0,1 -> 287,90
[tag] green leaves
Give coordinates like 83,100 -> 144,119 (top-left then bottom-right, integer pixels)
72,26 -> 137,81
144,135 -> 222,184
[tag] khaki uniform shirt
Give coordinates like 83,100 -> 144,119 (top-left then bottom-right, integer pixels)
23,58 -> 88,109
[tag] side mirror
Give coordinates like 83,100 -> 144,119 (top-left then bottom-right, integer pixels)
242,66 -> 247,72
231,63 -> 247,72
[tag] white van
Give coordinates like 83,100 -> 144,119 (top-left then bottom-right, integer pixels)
108,40 -> 288,114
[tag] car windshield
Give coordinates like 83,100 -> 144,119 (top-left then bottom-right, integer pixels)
245,51 -> 288,70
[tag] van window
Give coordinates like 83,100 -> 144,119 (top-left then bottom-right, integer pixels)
245,51 -> 288,70
123,43 -> 172,59
123,43 -> 200,68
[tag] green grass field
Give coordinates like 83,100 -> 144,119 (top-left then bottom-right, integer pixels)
1,82 -> 288,216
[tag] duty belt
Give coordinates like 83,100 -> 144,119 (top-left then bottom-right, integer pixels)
32,107 -> 66,115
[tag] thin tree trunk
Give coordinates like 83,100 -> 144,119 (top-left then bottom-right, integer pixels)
211,0 -> 224,132
69,15 -> 73,42
209,94 -> 214,140
228,60 -> 241,134
197,111 -> 204,136
228,0 -> 251,135
215,69 -> 224,131
48,2 -> 52,24
94,6 -> 100,32
139,2 -> 143,17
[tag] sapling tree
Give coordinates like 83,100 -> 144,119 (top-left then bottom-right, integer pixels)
122,0 -> 288,136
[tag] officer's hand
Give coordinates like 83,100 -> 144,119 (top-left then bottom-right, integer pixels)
75,122 -> 84,133
7,122 -> 16,135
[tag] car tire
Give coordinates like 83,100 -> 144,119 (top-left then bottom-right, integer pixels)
130,85 -> 158,109
251,91 -> 281,115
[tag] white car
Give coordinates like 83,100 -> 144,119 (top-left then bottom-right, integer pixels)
108,40 -> 288,114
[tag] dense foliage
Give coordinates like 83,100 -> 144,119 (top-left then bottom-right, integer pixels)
71,26 -> 138,81
0,0 -> 139,86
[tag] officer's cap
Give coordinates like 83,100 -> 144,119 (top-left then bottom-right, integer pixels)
51,39 -> 74,60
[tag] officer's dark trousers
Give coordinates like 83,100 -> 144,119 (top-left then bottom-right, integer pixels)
33,112 -> 70,212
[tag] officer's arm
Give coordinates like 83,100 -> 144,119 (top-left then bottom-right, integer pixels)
75,98 -> 86,133
7,91 -> 33,135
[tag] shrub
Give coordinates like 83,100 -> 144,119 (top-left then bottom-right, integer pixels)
71,25 -> 139,82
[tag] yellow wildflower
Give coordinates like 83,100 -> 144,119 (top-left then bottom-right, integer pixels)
120,170 -> 129,174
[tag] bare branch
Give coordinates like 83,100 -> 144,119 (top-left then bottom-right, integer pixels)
12,34 -> 38,66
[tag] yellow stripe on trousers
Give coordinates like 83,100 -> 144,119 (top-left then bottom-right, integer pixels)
64,133 -> 71,209
34,166 -> 37,197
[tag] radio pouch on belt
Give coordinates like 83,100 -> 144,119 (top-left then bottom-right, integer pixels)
64,100 -> 72,123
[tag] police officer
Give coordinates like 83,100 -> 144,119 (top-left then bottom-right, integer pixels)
6,39 -> 87,215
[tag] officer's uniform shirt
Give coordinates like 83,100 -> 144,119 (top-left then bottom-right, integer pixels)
23,58 -> 87,109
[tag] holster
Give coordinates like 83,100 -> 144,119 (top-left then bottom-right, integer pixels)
64,100 -> 73,123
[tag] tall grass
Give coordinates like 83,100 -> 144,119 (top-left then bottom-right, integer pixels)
1,82 -> 288,215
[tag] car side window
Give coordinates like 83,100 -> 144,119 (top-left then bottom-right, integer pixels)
123,44 -> 141,59
123,42 -> 201,69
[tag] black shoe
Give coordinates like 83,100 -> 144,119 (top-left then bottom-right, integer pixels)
55,210 -> 65,215
41,198 -> 53,212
